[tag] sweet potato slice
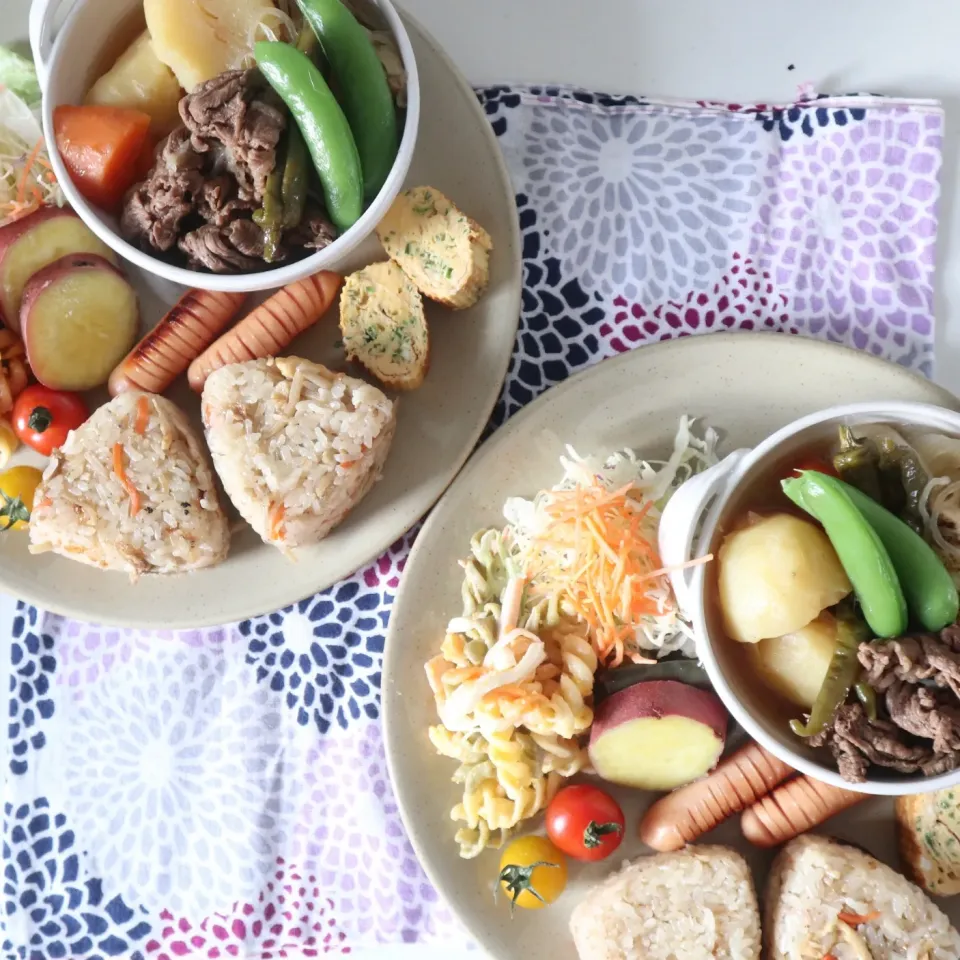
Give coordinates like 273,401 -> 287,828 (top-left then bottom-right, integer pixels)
588,680 -> 728,791
21,254 -> 139,390
0,207 -> 117,331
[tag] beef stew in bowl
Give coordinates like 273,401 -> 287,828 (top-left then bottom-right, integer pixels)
661,400 -> 960,796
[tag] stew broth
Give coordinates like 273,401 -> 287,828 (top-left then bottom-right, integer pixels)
705,422 -> 847,729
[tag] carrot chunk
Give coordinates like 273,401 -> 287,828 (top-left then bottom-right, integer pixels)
54,106 -> 151,211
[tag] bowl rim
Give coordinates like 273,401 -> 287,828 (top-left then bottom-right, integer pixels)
39,0 -> 421,292
689,398 -> 960,796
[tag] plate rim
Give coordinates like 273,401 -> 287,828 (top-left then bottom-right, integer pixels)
381,331 -> 960,956
0,10 -> 522,628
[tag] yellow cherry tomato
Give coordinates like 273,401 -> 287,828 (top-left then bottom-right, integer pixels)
0,465 -> 42,531
498,835 -> 567,911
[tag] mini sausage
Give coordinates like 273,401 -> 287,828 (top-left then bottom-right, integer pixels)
109,289 -> 248,396
639,741 -> 794,852
187,270 -> 342,392
741,775 -> 864,848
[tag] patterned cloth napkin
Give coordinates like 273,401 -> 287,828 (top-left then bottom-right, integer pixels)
0,86 -> 943,958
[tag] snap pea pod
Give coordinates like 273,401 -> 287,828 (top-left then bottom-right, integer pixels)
791,607 -> 871,738
782,471 -> 907,638
839,477 -> 959,631
255,40 -> 362,233
296,0 -> 399,200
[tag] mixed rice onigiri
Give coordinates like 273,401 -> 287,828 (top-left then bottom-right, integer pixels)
29,391 -> 229,578
201,356 -> 396,550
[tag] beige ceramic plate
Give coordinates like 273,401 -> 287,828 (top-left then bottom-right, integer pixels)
0,8 -> 520,627
382,333 -> 960,959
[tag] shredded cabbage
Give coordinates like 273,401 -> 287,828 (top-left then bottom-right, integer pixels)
0,86 -> 64,227
504,416 -> 718,658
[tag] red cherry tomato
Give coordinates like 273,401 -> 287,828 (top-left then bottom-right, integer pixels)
545,785 -> 625,862
13,386 -> 89,456
787,456 -> 838,479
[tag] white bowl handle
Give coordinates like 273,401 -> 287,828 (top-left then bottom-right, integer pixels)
657,449 -> 750,614
29,0 -> 72,90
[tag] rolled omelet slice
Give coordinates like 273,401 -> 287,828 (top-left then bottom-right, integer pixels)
375,186 -> 492,309
340,261 -> 429,391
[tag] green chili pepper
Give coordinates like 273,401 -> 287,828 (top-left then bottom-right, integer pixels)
255,40 -> 362,233
253,167 -> 284,262
854,681 -> 878,721
832,426 -> 883,503
782,471 -> 907,638
898,445 -> 929,532
791,604 -> 871,738
876,437 -> 907,516
839,478 -> 958,631
296,0 -> 399,200
281,125 -> 309,229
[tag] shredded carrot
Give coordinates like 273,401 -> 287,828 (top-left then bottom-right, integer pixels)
837,910 -> 881,926
16,138 -> 44,208
267,501 -> 286,540
525,481 -> 711,666
134,396 -> 150,435
112,442 -> 141,516
823,955 -> 838,960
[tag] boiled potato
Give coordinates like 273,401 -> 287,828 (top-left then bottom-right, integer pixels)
145,0 -> 287,92
747,614 -> 838,708
85,32 -> 182,137
718,512 -> 851,643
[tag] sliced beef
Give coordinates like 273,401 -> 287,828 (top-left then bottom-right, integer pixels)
226,220 -> 266,260
884,680 -> 960,754
197,176 -> 257,227
179,223 -> 265,273
859,631 -> 960,699
283,202 -> 338,251
811,702 -> 950,782
179,69 -> 285,203
120,66 -> 334,273
121,128 -> 206,252
811,623 -> 960,783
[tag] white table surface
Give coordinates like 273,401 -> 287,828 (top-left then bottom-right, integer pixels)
6,1 -> 960,957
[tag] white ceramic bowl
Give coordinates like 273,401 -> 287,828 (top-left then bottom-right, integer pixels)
658,399 -> 960,796
28,0 -> 420,292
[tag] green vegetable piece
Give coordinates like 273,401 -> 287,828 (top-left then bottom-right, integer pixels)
839,477 -> 959,631
296,0 -> 400,200
281,124 -> 309,229
790,604 -> 871,738
897,444 -> 929,532
253,167 -> 284,262
255,40 -> 362,233
782,471 -> 907,638
876,437 -> 908,517
0,46 -> 41,107
854,681 -> 878,721
833,425 -> 883,503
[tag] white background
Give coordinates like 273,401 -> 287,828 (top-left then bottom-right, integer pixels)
401,0 -> 960,393
9,1 -> 960,957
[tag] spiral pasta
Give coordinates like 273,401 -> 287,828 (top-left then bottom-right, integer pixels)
0,329 -> 29,416
425,528 -> 599,857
